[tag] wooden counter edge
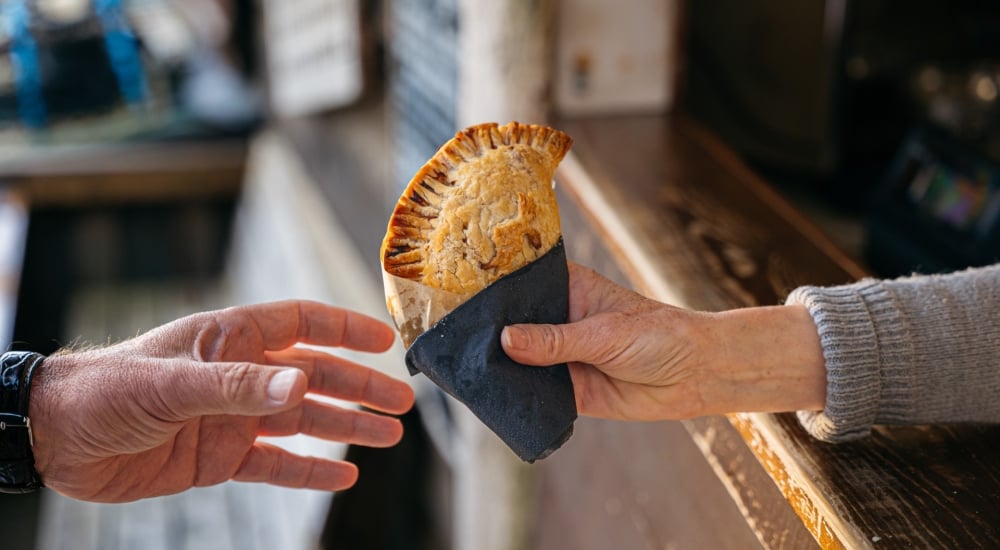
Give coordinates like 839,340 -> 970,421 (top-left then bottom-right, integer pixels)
555,137 -> 872,549
1,140 -> 248,208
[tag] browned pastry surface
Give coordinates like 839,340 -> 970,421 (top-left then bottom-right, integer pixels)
381,122 -> 572,296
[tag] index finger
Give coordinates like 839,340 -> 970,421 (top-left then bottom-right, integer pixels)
146,300 -> 396,361
232,300 -> 396,353
283,300 -> 396,352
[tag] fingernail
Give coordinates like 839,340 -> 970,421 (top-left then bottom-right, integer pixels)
267,369 -> 299,404
502,326 -> 527,351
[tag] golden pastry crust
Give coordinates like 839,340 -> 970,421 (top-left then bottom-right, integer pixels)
381,122 -> 572,296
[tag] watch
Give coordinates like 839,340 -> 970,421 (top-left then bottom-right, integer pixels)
0,351 -> 45,493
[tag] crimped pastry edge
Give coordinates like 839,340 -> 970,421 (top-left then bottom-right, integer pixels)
380,121 -> 573,286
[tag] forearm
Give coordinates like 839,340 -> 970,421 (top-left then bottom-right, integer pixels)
699,305 -> 826,416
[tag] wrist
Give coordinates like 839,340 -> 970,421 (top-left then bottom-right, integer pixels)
701,305 -> 827,414
26,352 -> 69,482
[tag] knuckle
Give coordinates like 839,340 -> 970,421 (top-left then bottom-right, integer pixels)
297,407 -> 314,434
269,449 -> 285,481
587,312 -> 631,364
348,413 -> 360,443
219,362 -> 256,403
192,315 -> 228,362
538,325 -> 565,361
192,309 -> 255,362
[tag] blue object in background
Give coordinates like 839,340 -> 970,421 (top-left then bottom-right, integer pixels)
0,0 -> 150,131
3,0 -> 47,129
95,0 -> 149,108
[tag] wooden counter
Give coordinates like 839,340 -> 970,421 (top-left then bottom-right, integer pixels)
534,114 -> 1000,549
276,103 -> 1000,549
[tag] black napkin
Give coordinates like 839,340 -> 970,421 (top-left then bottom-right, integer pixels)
405,239 -> 576,462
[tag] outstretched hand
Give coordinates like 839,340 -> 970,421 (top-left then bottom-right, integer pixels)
28,300 -> 414,503
501,263 -> 826,421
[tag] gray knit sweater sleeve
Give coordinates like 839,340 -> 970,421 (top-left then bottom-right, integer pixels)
784,263 -> 1000,442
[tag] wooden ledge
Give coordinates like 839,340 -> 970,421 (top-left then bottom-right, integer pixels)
552,114 -> 1000,548
0,140 -> 247,207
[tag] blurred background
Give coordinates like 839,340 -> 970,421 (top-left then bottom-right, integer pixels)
0,0 -> 999,549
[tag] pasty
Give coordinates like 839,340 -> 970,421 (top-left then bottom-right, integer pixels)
380,121 -> 573,298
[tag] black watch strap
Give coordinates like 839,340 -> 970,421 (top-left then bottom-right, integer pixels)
0,351 -> 45,493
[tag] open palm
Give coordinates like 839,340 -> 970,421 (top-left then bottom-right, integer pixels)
29,301 -> 414,503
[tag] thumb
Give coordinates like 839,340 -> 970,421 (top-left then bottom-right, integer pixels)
154,360 -> 308,420
502,321 -> 604,367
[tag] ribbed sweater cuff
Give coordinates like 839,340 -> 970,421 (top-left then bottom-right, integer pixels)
785,280 -> 913,442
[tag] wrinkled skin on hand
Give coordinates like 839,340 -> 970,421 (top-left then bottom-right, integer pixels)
502,264 -> 826,421
29,300 -> 415,503
502,264 -> 708,420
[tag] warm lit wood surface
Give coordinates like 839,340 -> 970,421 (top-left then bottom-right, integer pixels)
282,103 -> 1000,548
547,114 -> 1000,549
534,178 -> 816,550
